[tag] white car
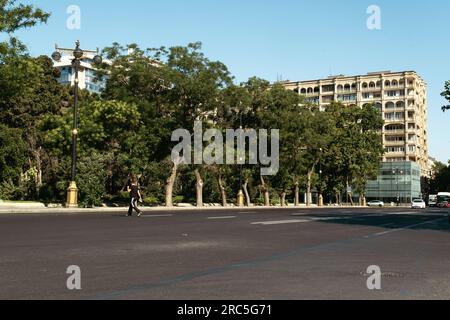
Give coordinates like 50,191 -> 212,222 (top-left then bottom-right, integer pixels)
411,199 -> 426,209
368,200 -> 384,207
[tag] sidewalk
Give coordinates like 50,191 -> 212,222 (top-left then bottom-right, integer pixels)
0,202 -> 373,215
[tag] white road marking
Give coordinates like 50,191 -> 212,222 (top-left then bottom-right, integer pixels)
141,214 -> 174,218
388,211 -> 417,215
207,216 -> 237,220
252,219 -> 309,225
364,217 -> 446,238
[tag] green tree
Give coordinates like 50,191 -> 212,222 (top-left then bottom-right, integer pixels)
0,56 -> 70,198
0,0 -> 49,34
100,42 -> 234,207
40,98 -> 144,198
323,102 -> 384,205
430,161 -> 450,193
0,124 -> 27,184
442,81 -> 450,111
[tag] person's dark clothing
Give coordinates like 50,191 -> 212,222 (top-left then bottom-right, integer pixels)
128,197 -> 141,216
130,184 -> 140,199
127,183 -> 142,216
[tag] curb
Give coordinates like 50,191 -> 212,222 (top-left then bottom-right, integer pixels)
0,205 -> 375,215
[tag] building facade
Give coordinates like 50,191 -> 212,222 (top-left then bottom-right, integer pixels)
281,71 -> 429,202
53,47 -> 108,94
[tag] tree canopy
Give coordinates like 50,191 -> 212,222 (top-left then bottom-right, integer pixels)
442,81 -> 450,111
0,1 -> 389,207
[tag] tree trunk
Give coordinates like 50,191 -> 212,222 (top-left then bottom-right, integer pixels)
165,162 -> 178,207
260,176 -> 270,207
194,169 -> 203,207
280,192 -> 286,207
34,147 -> 42,197
294,180 -> 300,206
346,177 -> 354,206
335,192 -> 341,206
306,168 -> 314,207
243,179 -> 251,207
217,173 -> 227,207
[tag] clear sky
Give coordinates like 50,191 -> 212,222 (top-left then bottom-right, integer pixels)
14,0 -> 450,163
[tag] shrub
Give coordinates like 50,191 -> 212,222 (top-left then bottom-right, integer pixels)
76,153 -> 107,208
143,196 -> 160,206
173,195 -> 184,204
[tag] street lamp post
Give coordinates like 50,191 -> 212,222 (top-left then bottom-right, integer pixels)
392,169 -> 403,207
52,41 -> 102,208
237,109 -> 244,207
399,170 -> 404,205
318,148 -> 324,207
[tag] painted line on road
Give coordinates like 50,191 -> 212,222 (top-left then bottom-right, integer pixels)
141,214 -> 174,218
252,219 -> 309,225
237,212 -> 261,214
388,211 -> 419,215
207,216 -> 237,220
365,217 -> 446,238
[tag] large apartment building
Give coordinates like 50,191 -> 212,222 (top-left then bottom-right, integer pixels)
281,71 -> 429,202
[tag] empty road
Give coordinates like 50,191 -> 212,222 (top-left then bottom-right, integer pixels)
1,207 -> 449,300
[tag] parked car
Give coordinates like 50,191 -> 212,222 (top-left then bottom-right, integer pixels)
368,200 -> 384,207
411,199 -> 426,209
428,195 -> 437,207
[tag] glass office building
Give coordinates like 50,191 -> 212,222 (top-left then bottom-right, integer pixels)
366,161 -> 422,203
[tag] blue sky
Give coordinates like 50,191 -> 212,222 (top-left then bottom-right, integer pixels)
14,0 -> 450,162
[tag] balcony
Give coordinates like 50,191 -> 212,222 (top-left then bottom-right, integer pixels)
384,141 -> 406,147
385,130 -> 406,135
362,87 -> 381,92
384,118 -> 405,124
385,151 -> 406,156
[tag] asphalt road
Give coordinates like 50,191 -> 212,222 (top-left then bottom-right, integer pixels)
0,207 -> 449,300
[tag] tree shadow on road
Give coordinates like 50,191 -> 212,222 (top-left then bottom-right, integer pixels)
302,212 -> 450,233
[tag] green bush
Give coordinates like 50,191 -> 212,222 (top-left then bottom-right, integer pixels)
76,153 -> 108,208
103,191 -> 131,205
173,195 -> 184,204
0,180 -> 22,200
0,125 -> 27,184
143,196 -> 160,206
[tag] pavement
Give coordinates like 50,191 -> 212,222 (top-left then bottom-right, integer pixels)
0,206 -> 449,300
0,202 -> 409,215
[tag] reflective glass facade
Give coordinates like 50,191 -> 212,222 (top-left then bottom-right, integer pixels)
366,161 -> 422,203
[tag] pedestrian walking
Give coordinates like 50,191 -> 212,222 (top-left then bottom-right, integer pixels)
127,175 -> 143,217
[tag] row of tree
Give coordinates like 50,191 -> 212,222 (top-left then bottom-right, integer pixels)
1,1 -> 448,207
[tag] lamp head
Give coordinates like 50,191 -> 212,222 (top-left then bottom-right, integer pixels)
51,51 -> 62,62
93,55 -> 103,65
73,41 -> 83,59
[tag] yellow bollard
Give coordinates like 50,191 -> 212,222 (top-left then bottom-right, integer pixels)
66,181 -> 79,208
237,190 -> 245,207
318,194 -> 324,207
